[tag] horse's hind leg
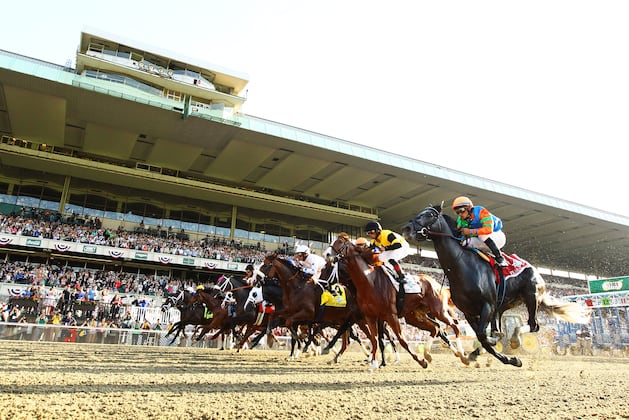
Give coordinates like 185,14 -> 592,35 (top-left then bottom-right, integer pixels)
382,324 -> 400,363
525,294 -> 540,333
387,317 -> 428,369
469,306 -> 522,367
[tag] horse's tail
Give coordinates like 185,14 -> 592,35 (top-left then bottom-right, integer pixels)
539,292 -> 591,324
533,268 -> 590,324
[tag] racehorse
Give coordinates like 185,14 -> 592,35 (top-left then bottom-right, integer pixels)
257,253 -> 371,363
403,204 -> 591,367
240,273 -> 320,359
163,289 -> 214,345
193,288 -> 267,351
243,275 -> 370,363
319,255 -> 469,365
329,236 -> 429,370
214,275 -> 256,326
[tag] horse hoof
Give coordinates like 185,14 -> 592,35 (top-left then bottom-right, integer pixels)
420,359 -> 428,369
512,358 -> 523,368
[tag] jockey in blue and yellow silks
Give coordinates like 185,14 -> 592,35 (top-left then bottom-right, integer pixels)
452,196 -> 507,266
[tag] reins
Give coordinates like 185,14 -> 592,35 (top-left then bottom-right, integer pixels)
225,284 -> 253,292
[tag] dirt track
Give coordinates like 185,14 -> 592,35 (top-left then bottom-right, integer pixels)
0,341 -> 626,420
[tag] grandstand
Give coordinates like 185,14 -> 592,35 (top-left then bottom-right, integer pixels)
0,27 -> 628,351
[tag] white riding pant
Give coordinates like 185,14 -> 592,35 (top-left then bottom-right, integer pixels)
463,230 -> 506,254
377,241 -> 411,264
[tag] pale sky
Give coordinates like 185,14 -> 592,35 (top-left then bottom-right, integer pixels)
4,1 -> 629,217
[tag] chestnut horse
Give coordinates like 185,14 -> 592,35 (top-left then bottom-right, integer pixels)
322,255 -> 468,366
329,236 -> 429,370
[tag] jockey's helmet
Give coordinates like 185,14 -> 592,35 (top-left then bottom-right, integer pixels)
354,237 -> 369,247
365,221 -> 382,233
196,284 -> 205,291
452,196 -> 473,210
294,244 -> 310,254
245,264 -> 254,272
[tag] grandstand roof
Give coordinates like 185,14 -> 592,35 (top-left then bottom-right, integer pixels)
0,42 -> 628,278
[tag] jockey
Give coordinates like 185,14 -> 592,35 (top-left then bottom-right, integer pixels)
452,196 -> 508,266
243,264 -> 265,286
293,244 -> 326,282
365,221 -> 410,284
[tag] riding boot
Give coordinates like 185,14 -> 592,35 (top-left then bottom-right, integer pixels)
388,259 -> 406,284
389,259 -> 406,315
484,238 -> 507,266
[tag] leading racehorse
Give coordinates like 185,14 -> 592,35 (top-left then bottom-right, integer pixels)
403,204 -> 590,367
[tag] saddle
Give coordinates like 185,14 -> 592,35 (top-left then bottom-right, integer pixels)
474,250 -> 530,284
380,265 -> 423,295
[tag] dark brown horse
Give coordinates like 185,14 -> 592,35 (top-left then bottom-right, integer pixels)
162,290 -> 212,345
259,253 -> 371,363
193,288 -> 269,351
329,236 -> 429,370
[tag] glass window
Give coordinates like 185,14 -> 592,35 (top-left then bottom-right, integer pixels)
215,227 -> 230,237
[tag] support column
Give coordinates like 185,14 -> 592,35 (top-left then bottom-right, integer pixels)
230,205 -> 237,239
58,176 -> 71,214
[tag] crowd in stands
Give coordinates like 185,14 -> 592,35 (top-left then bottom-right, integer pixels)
0,208 -> 591,339
0,211 -> 268,264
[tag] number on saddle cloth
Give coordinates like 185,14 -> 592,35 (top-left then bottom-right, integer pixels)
320,284 -> 346,307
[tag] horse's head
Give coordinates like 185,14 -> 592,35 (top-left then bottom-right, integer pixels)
161,290 -> 185,311
329,232 -> 353,259
260,253 -> 278,279
244,285 -> 263,312
403,203 -> 458,241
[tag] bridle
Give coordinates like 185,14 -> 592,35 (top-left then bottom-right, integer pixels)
414,206 -> 460,241
260,256 -> 302,283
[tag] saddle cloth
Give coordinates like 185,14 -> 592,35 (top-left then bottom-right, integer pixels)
381,266 -> 423,294
320,284 -> 347,307
492,253 -> 530,284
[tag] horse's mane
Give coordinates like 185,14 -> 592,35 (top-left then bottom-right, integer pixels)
275,256 -> 298,272
265,252 -> 299,272
429,203 -> 461,236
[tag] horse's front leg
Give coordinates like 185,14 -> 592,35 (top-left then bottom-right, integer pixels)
365,318 -> 380,371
